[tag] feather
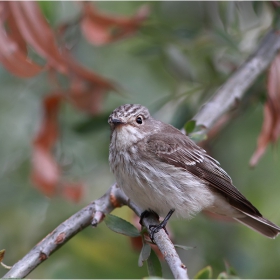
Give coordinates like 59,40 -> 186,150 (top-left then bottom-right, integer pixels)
145,124 -> 280,238
109,104 -> 280,238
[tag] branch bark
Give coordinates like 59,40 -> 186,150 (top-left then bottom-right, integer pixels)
3,184 -> 188,279
125,195 -> 188,279
3,29 -> 280,279
193,29 -> 280,132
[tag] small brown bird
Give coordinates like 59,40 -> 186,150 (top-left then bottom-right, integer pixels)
108,104 -> 280,239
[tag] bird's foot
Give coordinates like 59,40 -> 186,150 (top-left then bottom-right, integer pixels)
140,209 -> 175,243
139,209 -> 159,226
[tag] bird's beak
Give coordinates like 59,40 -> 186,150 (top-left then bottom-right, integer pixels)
111,118 -> 125,126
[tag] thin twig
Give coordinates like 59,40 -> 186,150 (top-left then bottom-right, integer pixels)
2,186 -> 112,279
2,184 -> 188,279
1,263 -> 12,270
123,193 -> 188,279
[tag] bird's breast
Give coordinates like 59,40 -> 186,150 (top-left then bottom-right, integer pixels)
109,128 -> 140,174
109,142 -> 215,218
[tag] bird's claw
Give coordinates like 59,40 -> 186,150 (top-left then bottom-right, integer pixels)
140,209 -> 175,244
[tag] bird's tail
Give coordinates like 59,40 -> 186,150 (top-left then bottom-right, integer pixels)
234,211 -> 280,239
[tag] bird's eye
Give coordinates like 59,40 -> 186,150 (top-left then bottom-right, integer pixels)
136,116 -> 143,124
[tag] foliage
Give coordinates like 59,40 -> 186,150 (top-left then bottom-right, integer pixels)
194,266 -> 213,279
104,214 -> 140,237
194,262 -> 239,279
0,1 -> 280,278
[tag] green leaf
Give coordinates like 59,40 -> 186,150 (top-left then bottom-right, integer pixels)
189,131 -> 207,143
174,244 -> 195,251
216,262 -> 239,279
147,249 -> 162,277
104,214 -> 140,237
217,272 -> 239,279
252,1 -> 263,16
184,120 -> 196,135
224,260 -> 237,276
217,272 -> 229,279
138,242 -> 151,267
194,266 -> 213,279
214,28 -> 239,51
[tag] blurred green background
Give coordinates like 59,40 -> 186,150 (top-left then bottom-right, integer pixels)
1,1 -> 280,278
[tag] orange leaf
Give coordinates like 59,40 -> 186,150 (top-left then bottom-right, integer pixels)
80,3 -> 149,45
34,94 -> 64,149
6,3 -> 27,55
31,93 -> 85,202
69,87 -> 105,114
61,53 -> 118,115
31,145 -> 61,196
62,52 -> 117,89
67,77 -> 107,114
31,94 -> 64,196
0,7 -> 42,78
81,17 -> 111,45
250,54 -> 280,167
250,103 -> 274,167
62,183 -> 84,203
9,2 -> 67,73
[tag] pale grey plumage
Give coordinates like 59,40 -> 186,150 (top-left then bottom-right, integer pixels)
108,104 -> 280,238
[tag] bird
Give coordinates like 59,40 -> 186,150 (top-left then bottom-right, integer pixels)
108,103 -> 280,239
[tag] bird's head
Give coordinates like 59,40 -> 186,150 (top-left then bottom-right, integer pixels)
108,104 -> 158,145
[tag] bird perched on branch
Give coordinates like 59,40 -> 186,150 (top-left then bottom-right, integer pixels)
108,104 -> 280,240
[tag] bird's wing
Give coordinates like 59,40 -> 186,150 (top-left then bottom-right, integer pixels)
145,129 -> 261,216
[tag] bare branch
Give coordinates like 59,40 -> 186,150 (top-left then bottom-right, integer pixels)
193,29 -> 280,131
3,184 -> 188,279
124,195 -> 188,279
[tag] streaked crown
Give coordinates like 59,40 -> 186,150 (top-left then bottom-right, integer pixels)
108,104 -> 150,124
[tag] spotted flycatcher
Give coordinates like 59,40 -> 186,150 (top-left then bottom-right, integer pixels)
108,104 -> 280,238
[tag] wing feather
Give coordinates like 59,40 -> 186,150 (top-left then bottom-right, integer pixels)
145,129 -> 261,216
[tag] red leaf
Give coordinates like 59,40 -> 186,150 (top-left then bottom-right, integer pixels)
61,54 -> 118,115
5,3 -> 27,55
31,94 -> 64,196
80,3 -> 149,45
0,2 -> 118,201
67,76 -> 108,114
9,2 -> 67,73
0,7 -> 42,78
62,183 -> 84,203
62,52 -> 118,90
250,54 -> 280,167
31,93 -> 85,202
34,94 -> 64,149
81,18 -> 110,46
69,86 -> 105,114
31,145 -> 61,196
2,2 -> 118,101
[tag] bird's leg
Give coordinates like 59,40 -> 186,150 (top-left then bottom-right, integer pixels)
139,209 -> 159,226
140,209 -> 175,243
